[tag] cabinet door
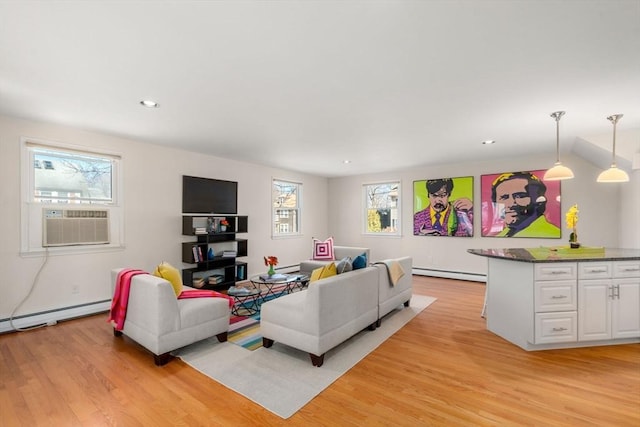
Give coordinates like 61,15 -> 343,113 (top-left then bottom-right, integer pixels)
612,279 -> 640,339
578,279 -> 611,341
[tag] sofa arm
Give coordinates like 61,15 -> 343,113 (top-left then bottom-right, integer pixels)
376,256 -> 413,319
261,291 -> 316,334
111,269 -> 180,335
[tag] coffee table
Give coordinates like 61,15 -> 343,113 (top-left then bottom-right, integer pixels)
250,274 -> 302,302
227,286 -> 262,316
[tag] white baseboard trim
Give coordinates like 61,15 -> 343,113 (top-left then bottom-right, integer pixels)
412,267 -> 486,283
0,300 -> 111,334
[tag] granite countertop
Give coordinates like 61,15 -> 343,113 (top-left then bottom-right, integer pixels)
467,247 -> 640,263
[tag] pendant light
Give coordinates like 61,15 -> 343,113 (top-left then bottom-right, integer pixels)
597,114 -> 629,183
543,111 -> 574,181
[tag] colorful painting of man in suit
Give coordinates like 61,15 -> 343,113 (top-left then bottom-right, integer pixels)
481,170 -> 561,238
413,176 -> 473,237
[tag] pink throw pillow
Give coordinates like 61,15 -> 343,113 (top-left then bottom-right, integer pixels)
312,237 -> 335,260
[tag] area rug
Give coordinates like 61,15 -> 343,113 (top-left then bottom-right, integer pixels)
226,285 -> 291,351
228,315 -> 261,350
174,294 -> 436,419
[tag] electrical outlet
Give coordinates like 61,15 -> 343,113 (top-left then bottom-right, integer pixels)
72,285 -> 80,294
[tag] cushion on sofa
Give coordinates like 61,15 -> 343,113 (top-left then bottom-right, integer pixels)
312,237 -> 335,260
152,261 -> 183,296
335,257 -> 353,274
310,262 -> 337,282
352,253 -> 368,270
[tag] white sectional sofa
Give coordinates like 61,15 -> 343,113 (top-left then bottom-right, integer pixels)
261,256 -> 413,366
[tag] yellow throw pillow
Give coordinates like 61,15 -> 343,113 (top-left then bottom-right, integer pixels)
152,261 -> 183,296
309,263 -> 337,283
321,262 -> 337,279
310,266 -> 324,282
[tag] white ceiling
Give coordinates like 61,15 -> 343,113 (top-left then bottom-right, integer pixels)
1,1 -> 639,177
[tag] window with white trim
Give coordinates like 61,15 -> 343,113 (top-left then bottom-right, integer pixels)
363,181 -> 401,235
21,138 -> 123,253
272,179 -> 301,237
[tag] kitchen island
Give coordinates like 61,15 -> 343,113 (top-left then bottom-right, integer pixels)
469,247 -> 640,350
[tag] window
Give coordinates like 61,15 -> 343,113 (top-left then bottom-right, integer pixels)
29,146 -> 115,205
21,138 -> 123,253
363,181 -> 401,235
272,179 -> 301,237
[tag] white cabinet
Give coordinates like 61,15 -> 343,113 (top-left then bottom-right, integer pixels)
534,263 -> 577,344
483,256 -> 639,351
578,261 -> 640,341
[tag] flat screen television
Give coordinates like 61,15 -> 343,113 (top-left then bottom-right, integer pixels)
182,175 -> 238,214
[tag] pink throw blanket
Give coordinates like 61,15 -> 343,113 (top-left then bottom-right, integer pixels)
179,289 -> 234,308
108,268 -> 147,331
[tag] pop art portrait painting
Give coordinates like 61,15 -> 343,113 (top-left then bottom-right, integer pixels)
481,170 -> 561,238
414,176 -> 473,237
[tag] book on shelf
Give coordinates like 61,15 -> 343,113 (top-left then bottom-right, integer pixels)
192,246 -> 200,263
208,274 -> 225,285
192,278 -> 205,288
197,246 -> 204,262
222,250 -> 237,257
194,227 -> 207,235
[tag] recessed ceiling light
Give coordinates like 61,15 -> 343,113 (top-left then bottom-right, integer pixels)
140,100 -> 159,108
343,160 -> 351,164
482,140 -> 495,145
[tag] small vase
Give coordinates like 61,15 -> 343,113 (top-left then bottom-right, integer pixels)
267,265 -> 275,276
220,225 -> 227,232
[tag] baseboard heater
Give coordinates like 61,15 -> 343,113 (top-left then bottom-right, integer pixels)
412,267 -> 486,283
0,299 -> 111,334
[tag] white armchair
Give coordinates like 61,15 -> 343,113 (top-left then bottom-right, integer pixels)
110,269 -> 230,365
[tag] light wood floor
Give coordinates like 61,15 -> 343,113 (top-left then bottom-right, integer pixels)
1,276 -> 638,426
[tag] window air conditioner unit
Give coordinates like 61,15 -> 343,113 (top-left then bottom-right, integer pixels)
42,209 -> 110,247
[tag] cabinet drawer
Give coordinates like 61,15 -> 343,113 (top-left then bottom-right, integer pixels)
578,262 -> 612,279
613,261 -> 640,278
535,280 -> 577,312
535,263 -> 577,281
535,312 -> 577,344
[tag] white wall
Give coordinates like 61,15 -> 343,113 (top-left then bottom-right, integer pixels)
0,115 -> 328,323
328,153 -> 639,276
619,168 -> 640,249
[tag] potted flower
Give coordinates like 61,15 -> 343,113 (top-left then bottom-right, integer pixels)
565,204 -> 580,248
264,256 -> 278,276
220,219 -> 230,232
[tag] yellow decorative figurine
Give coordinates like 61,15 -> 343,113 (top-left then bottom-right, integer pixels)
565,204 -> 580,248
